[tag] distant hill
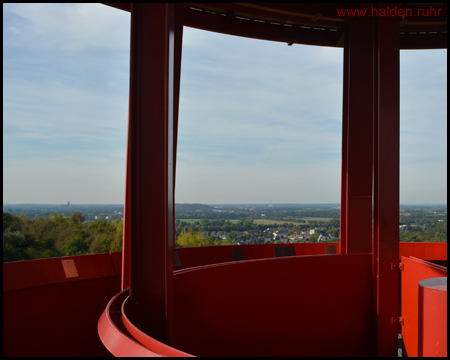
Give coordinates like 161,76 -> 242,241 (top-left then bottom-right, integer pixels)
175,203 -> 214,211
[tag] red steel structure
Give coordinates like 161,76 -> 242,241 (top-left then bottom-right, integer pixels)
3,3 -> 447,357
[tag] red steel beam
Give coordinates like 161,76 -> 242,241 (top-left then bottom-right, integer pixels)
373,6 -> 400,356
339,23 -> 348,255
372,11 -> 379,355
342,11 -> 374,255
123,4 -> 183,292
126,3 -> 182,344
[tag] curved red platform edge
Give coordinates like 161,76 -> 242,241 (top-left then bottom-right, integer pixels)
121,296 -> 194,357
98,288 -> 163,357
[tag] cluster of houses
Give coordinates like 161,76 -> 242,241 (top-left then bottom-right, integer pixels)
270,228 -> 337,244
208,227 -> 339,245
399,223 -> 426,231
209,231 -> 229,240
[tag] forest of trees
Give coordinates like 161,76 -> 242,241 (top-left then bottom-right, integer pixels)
176,228 -> 232,248
3,212 -> 122,263
2,212 -> 236,262
3,205 -> 447,263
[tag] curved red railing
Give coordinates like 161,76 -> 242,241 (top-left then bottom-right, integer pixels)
121,296 -> 193,357
3,242 -> 447,357
98,287 -> 193,357
98,288 -> 162,357
98,253 -> 373,357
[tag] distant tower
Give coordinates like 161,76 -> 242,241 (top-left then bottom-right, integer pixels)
67,202 -> 70,206
268,201 -> 273,208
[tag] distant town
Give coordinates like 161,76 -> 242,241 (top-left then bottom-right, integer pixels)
173,203 -> 447,245
3,203 -> 447,257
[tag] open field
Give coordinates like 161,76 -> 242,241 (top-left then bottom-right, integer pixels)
177,218 -> 334,225
254,218 -> 333,224
177,219 -> 240,223
255,219 -> 305,225
300,217 -> 334,222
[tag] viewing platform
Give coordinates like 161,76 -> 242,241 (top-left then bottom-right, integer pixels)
3,3 -> 446,357
3,242 -> 447,357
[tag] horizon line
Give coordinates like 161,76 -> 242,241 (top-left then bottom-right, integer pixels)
3,203 -> 447,206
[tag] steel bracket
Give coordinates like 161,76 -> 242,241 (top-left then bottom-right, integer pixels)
391,262 -> 404,271
391,317 -> 404,326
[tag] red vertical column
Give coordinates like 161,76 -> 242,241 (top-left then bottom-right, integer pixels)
374,8 -> 400,357
372,14 -> 379,355
125,3 -> 181,344
122,103 -> 131,291
172,6 -> 183,189
339,25 -> 349,255
341,13 -> 374,254
168,4 -> 183,344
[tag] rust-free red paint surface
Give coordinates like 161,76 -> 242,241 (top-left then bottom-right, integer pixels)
3,244 -> 447,357
373,12 -> 401,357
342,13 -> 374,255
173,243 -> 446,271
120,295 -> 193,357
98,288 -> 162,357
174,243 -> 340,270
339,25 -> 349,256
401,257 -> 447,357
3,253 -> 121,357
418,277 -> 447,357
3,253 -> 116,292
173,254 -> 373,357
127,3 -> 179,344
105,3 -> 447,49
400,242 -> 447,261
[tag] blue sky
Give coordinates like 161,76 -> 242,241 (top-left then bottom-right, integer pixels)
3,4 -> 447,205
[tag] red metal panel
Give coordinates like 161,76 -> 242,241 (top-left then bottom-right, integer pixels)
110,251 -> 123,275
418,277 -> 447,357
374,9 -> 401,357
340,24 -> 349,255
174,242 -> 447,272
127,3 -> 181,343
104,4 -> 447,49
372,14 -> 380,356
401,256 -> 447,357
172,4 -> 183,189
343,14 -> 374,254
400,242 -> 447,261
174,243 -> 340,270
3,255 -> 121,357
173,254 -> 373,357
3,253 -> 116,292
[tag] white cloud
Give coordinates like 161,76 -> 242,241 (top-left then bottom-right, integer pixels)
5,3 -> 130,51
2,7 -> 446,204
8,26 -> 19,33
3,79 -> 128,148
